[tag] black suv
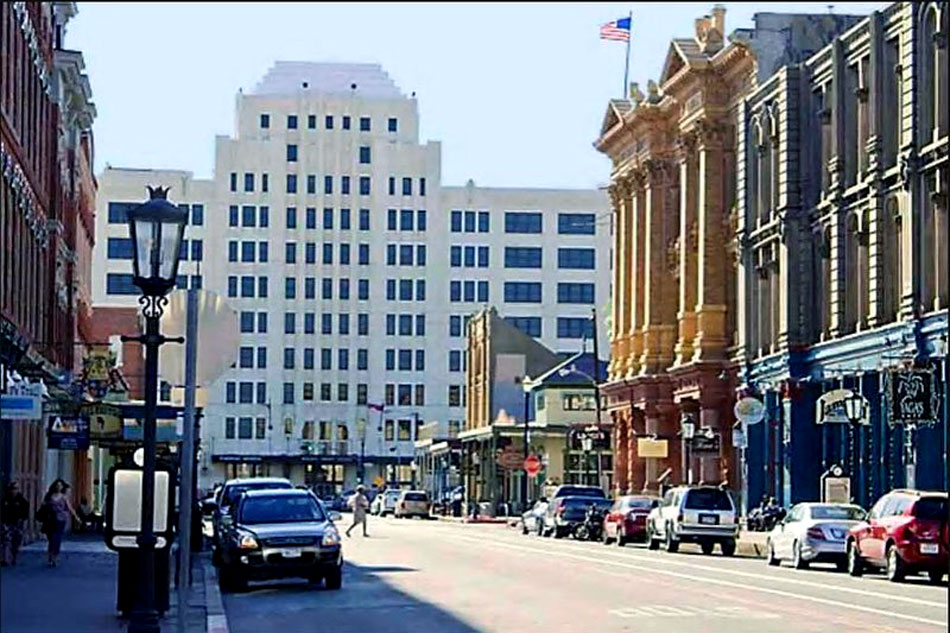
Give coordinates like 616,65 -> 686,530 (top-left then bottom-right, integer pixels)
210,477 -> 293,563
217,489 -> 343,591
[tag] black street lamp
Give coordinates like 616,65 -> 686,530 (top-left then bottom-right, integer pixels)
124,186 -> 187,633
681,413 -> 696,485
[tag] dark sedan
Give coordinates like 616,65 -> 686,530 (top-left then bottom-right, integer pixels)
217,489 -> 344,591
544,496 -> 613,539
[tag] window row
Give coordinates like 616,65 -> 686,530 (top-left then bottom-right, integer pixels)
106,274 -> 201,295
385,314 -> 427,337
450,245 -> 490,268
501,282 -> 595,304
107,238 -> 203,263
385,279 -> 427,301
251,311 -> 371,336
386,244 -> 427,266
449,210 -> 490,233
282,277 -> 370,301
225,380 -> 370,405
107,202 -> 204,226
449,280 -> 490,303
384,349 -> 427,371
383,383 -> 428,407
260,112 -> 397,133
279,242 -> 371,266
386,208 -> 427,231
502,212 -> 597,235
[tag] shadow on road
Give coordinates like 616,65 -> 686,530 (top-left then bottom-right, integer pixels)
222,560 -> 481,633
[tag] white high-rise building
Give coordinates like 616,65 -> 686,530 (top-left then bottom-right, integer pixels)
93,62 -> 609,493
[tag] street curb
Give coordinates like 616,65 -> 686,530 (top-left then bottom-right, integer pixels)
203,557 -> 229,633
433,515 -> 509,524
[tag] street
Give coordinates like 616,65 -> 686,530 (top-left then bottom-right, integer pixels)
221,518 -> 948,633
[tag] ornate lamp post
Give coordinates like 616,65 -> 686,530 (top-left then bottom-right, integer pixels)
356,418 -> 367,484
681,413 -> 696,485
124,186 -> 187,633
581,434 -> 594,486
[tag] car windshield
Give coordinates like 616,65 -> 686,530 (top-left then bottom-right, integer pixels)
558,487 -> 606,498
240,495 -> 326,524
914,497 -> 949,521
561,498 -> 611,510
386,491 -> 401,499
405,492 -> 428,502
224,482 -> 291,506
810,505 -> 866,521
684,489 -> 733,511
626,497 -> 657,509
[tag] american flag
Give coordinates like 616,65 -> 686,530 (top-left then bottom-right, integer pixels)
600,16 -> 631,42
367,402 -> 385,412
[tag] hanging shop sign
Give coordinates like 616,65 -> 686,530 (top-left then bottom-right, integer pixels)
84,403 -> 124,440
734,397 -> 766,426
637,437 -> 669,458
815,389 -> 870,425
1,382 -> 43,420
887,369 -> 936,425
47,415 -> 90,450
690,433 -> 721,455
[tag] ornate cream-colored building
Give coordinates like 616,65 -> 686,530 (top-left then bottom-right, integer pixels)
595,6 -> 864,495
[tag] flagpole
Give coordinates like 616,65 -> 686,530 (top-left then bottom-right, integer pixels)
622,11 -> 632,98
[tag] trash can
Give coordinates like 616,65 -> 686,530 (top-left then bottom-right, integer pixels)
116,547 -> 171,617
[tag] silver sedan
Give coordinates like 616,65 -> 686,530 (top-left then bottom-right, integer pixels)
766,502 -> 867,570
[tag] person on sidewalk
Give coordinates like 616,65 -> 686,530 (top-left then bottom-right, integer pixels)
345,485 -> 370,538
38,480 -> 81,567
1,481 -> 30,566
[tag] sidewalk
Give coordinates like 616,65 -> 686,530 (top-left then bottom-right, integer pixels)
0,533 -> 212,633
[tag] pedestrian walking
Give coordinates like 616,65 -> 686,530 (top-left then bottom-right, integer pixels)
37,479 -> 81,567
345,484 -> 369,538
1,481 -> 29,566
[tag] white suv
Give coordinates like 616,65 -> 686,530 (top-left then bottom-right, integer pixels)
646,486 -> 738,556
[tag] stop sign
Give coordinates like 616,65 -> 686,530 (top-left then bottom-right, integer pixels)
523,455 -> 542,477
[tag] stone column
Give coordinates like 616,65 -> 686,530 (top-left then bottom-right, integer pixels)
628,408 -> 646,493
626,172 -> 646,378
608,183 -> 625,380
643,404 -> 660,491
675,132 -> 698,366
692,120 -> 729,361
639,159 -> 677,374
613,412 -> 629,495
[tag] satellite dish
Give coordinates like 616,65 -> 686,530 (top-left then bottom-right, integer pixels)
158,289 -> 240,387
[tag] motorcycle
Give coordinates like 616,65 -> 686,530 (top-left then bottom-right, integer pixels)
748,503 -> 786,531
573,505 -> 606,542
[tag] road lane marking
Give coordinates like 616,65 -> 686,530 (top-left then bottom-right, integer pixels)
447,533 -> 947,629
609,605 -> 780,619
517,535 -> 948,609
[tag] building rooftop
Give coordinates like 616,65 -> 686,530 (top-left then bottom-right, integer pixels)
250,62 -> 405,99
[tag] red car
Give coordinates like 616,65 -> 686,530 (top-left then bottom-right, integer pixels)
602,495 -> 660,546
846,489 -> 949,583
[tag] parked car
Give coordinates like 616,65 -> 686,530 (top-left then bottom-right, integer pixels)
521,499 -> 549,535
766,502 -> 867,570
211,477 -> 294,563
550,484 -> 607,501
602,495 -> 661,546
371,489 -> 403,516
217,488 -> 343,592
847,489 -> 949,583
394,490 -> 430,518
646,485 -> 738,556
542,496 -> 612,538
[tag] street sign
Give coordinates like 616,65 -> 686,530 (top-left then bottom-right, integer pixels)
691,433 -> 721,455
0,394 -> 41,419
497,449 -> 524,470
734,397 -> 765,426
887,369 -> 936,425
47,416 -> 90,450
373,475 -> 385,487
524,455 -> 542,477
732,428 -> 747,449
637,437 -> 669,458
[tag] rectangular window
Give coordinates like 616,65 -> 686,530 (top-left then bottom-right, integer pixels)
388,209 -> 397,230
388,117 -> 398,132
399,245 -> 414,266
448,385 -> 461,407
358,244 -> 370,265
306,243 -> 316,264
359,209 -> 370,231
257,312 -> 268,332
450,281 -> 461,302
227,276 -> 238,299
449,316 -> 461,337
304,313 -> 315,334
415,350 -> 425,371
557,317 -> 594,339
321,349 -> 332,370
191,204 -> 204,225
225,417 -> 235,439
322,314 -> 332,335
239,382 -> 253,404
239,346 -> 253,368
226,383 -> 236,404
478,211 -> 490,233
416,210 -> 427,232
385,385 -> 395,406
262,175 -> 269,193
244,173 -> 255,192
358,279 -> 369,300
307,175 -> 316,195
360,116 -> 371,131
402,178 -> 412,196
339,349 -> 350,370
339,279 -> 350,300
387,279 -> 396,301
477,281 -> 489,303
323,243 -> 333,265
322,278 -> 332,300
258,241 -> 269,262
256,383 -> 267,404
287,114 -> 298,129
260,113 -> 270,129
286,207 -> 297,229
340,208 -> 351,230
359,146 -> 371,164
341,176 -> 351,195
464,246 -> 476,267
258,276 -> 268,297
557,282 -> 595,304
339,314 -> 350,335
400,209 -> 413,231
304,348 -> 314,370
283,348 -> 295,369
286,144 -> 298,162
229,205 -> 238,227
450,246 -> 461,267
449,351 -> 461,372
416,245 -> 426,266
242,205 -> 256,227
307,114 -> 316,129
419,178 -> 426,197
238,418 -> 253,439
107,237 -> 134,260
464,211 -> 476,232
463,281 -> 475,302
285,242 -> 297,264
286,174 -> 297,193
388,177 -> 396,196
324,175 -> 333,194
284,312 -> 296,334
415,280 -> 426,301
241,276 -> 255,298
230,172 -> 237,192
504,282 -> 542,303
399,279 -> 413,301
357,349 -> 368,370
191,239 -> 203,262
323,207 -> 333,229
240,312 -> 255,333
477,246 -> 489,268
256,418 -> 266,439
558,213 -> 595,235
504,316 -> 542,338
357,384 -> 368,405
285,277 -> 297,299
398,314 -> 412,336
358,314 -> 369,335
259,206 -> 269,226
359,176 -> 370,196
505,212 -> 542,234
386,349 -> 395,371
283,382 -> 295,404
387,314 -> 396,336
340,244 -> 351,265
303,384 -> 314,401
338,383 -> 349,402
414,314 -> 426,336
398,384 -> 412,406
326,115 -> 334,129
304,207 -> 315,229
240,241 -> 254,262
505,247 -> 542,268
558,248 -> 596,269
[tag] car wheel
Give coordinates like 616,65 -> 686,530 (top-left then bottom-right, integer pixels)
553,527 -> 564,539
928,570 -> 945,584
701,541 -> 715,555
721,539 -> 736,557
324,566 -> 343,590
767,540 -> 780,566
793,540 -> 809,569
885,544 -> 905,583
846,541 -> 864,577
664,525 -> 679,553
647,524 -> 660,551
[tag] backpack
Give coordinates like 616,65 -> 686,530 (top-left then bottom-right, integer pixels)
35,501 -> 52,527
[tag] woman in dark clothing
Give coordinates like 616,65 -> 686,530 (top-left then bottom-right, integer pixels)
1,481 -> 30,566
40,480 -> 80,567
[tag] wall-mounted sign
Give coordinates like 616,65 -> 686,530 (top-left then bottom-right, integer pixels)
47,416 -> 90,450
637,437 -> 669,458
690,433 -> 721,455
83,403 -> 123,440
888,369 -> 935,425
815,389 -> 870,425
1,393 -> 41,419
822,477 -> 851,504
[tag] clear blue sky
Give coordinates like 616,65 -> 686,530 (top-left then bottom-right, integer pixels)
68,2 -> 888,190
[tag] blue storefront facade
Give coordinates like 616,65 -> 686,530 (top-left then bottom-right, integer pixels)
736,2 -> 949,511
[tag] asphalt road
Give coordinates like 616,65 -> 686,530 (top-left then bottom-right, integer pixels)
221,516 -> 948,633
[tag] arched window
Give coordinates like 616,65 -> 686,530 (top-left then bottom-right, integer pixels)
818,227 -> 833,340
884,197 -> 903,322
748,116 -> 762,227
920,6 -> 938,144
843,212 -> 860,334
770,104 -> 781,214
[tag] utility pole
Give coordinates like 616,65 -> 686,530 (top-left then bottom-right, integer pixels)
590,307 -> 604,491
176,287 -> 198,633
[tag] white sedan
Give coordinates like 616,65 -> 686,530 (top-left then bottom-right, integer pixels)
766,502 -> 867,570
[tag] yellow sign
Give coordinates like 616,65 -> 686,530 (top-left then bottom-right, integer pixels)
84,348 -> 114,382
373,476 -> 385,487
637,437 -> 669,458
83,403 -> 123,439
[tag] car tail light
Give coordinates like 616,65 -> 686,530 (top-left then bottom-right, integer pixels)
806,527 -> 825,541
